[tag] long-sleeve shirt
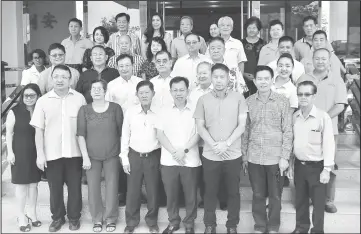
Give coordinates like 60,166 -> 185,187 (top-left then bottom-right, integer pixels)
241,91 -> 293,165
293,105 -> 335,167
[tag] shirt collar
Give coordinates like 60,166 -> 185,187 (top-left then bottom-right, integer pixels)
135,104 -> 157,114
302,37 -> 312,48
295,105 -> 318,119
196,83 -> 213,91
116,31 -> 130,37
67,35 -> 84,42
211,89 -> 229,98
273,77 -> 292,88
48,88 -> 75,98
185,53 -> 202,60
172,101 -> 192,111
29,64 -> 42,74
255,90 -> 277,101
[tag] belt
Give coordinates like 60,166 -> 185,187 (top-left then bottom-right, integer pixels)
296,158 -> 323,166
130,147 -> 161,158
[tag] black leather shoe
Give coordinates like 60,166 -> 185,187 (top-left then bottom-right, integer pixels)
162,225 -> 180,234
220,202 -> 227,211
69,220 -> 80,231
227,227 -> 238,234
283,177 -> 290,187
325,203 -> 337,213
204,226 -> 216,234
185,227 -> 195,234
48,218 -> 65,232
291,229 -> 307,234
149,225 -> 159,233
124,226 -> 135,233
198,200 -> 204,208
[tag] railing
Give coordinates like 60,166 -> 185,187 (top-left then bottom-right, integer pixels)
1,62 -> 26,175
349,79 -> 360,138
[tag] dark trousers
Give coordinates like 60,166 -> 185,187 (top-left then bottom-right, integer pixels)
118,161 -> 127,198
46,157 -> 82,221
161,166 -> 199,228
126,148 -> 161,227
202,156 -> 242,228
198,147 -> 205,201
86,156 -> 119,223
248,163 -> 283,232
294,158 -> 326,234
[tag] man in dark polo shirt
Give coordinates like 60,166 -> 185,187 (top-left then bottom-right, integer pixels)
194,63 -> 248,234
76,45 -> 119,103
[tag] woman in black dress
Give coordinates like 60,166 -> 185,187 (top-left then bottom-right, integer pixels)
6,83 -> 42,232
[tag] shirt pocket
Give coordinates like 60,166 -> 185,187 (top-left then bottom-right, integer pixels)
308,131 -> 322,145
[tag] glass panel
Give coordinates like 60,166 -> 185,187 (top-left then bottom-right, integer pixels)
259,1 -> 286,42
347,1 -> 360,59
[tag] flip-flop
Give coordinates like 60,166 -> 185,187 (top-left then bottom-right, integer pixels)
106,223 -> 116,232
25,215 -> 42,227
93,223 -> 103,233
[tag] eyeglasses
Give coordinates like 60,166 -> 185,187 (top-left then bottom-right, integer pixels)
186,41 -> 199,46
50,53 -> 65,58
297,92 -> 314,97
24,94 -> 37,99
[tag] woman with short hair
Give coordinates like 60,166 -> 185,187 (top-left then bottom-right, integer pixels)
20,49 -> 47,86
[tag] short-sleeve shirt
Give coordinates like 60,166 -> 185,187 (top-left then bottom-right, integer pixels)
271,78 -> 298,109
75,67 -> 119,103
150,75 -> 174,109
171,34 -> 207,59
294,37 -> 334,61
193,90 -> 248,161
107,53 -> 145,76
82,47 -> 115,70
105,76 -> 142,113
30,89 -> 86,161
257,42 -> 279,65
267,59 -> 305,84
156,102 -> 201,167
77,102 -> 123,160
61,36 -> 94,64
38,66 -> 80,94
297,72 -> 348,135
107,31 -> 142,56
301,52 -> 343,76
20,65 -> 45,86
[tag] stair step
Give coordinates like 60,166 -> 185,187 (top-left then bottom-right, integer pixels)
338,132 -> 360,146
2,200 -> 360,233
335,143 -> 360,163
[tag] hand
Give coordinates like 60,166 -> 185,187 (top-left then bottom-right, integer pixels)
213,141 -> 229,156
286,163 -> 294,180
123,163 -> 131,175
36,156 -> 47,171
279,158 -> 289,175
242,160 -> 248,175
172,149 -> 186,166
320,169 -> 330,184
82,157 -> 91,170
7,152 -> 15,165
220,151 -> 231,160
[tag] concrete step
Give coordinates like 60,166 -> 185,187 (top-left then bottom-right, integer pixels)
337,132 -> 360,146
2,198 -> 360,233
335,143 -> 360,163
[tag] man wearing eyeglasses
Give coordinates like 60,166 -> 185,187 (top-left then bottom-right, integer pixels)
171,33 -> 212,90
288,80 -> 335,234
38,43 -> 80,94
296,48 -> 348,214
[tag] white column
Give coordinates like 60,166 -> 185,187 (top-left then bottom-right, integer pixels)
329,1 -> 348,42
1,1 -> 24,94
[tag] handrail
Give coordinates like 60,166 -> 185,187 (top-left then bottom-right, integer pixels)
349,80 -> 360,139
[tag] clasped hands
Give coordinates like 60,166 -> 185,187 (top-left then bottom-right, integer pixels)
212,141 -> 231,160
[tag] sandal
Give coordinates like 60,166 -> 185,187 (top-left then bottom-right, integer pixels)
106,223 -> 116,232
17,217 -> 31,232
25,214 -> 42,227
93,222 -> 103,232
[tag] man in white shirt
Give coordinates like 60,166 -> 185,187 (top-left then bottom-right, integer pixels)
208,36 -> 248,94
156,77 -> 201,234
105,53 -> 142,207
121,80 -> 161,234
150,50 -> 174,109
171,33 -> 212,90
206,16 -> 247,75
105,54 -> 142,113
267,36 -> 305,83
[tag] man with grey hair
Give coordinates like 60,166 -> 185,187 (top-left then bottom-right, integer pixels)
171,16 -> 207,61
206,16 -> 247,75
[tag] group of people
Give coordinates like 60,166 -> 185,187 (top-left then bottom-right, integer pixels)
6,11 -> 353,234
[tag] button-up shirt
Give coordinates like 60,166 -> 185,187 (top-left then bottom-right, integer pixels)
20,65 -> 45,86
293,105 -> 335,167
171,53 -> 212,90
271,79 -> 298,109
30,88 -> 86,161
75,67 -> 119,103
301,52 -> 343,76
294,37 -> 334,61
156,102 -> 201,167
107,31 -> 141,56
194,90 -> 248,161
120,104 -> 160,166
38,66 -> 80,94
297,71 -> 348,135
257,42 -> 279,65
170,34 -> 207,59
61,36 -> 93,64
241,91 -> 293,165
188,84 -> 213,104
150,74 -> 174,109
105,75 -> 142,113
215,58 -> 248,94
107,53 -> 145,76
267,59 -> 305,83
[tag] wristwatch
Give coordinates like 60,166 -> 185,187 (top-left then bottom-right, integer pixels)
184,149 -> 189,153
323,167 -> 332,172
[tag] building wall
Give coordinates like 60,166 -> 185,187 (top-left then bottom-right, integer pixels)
329,1 -> 348,42
28,1 -> 76,56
